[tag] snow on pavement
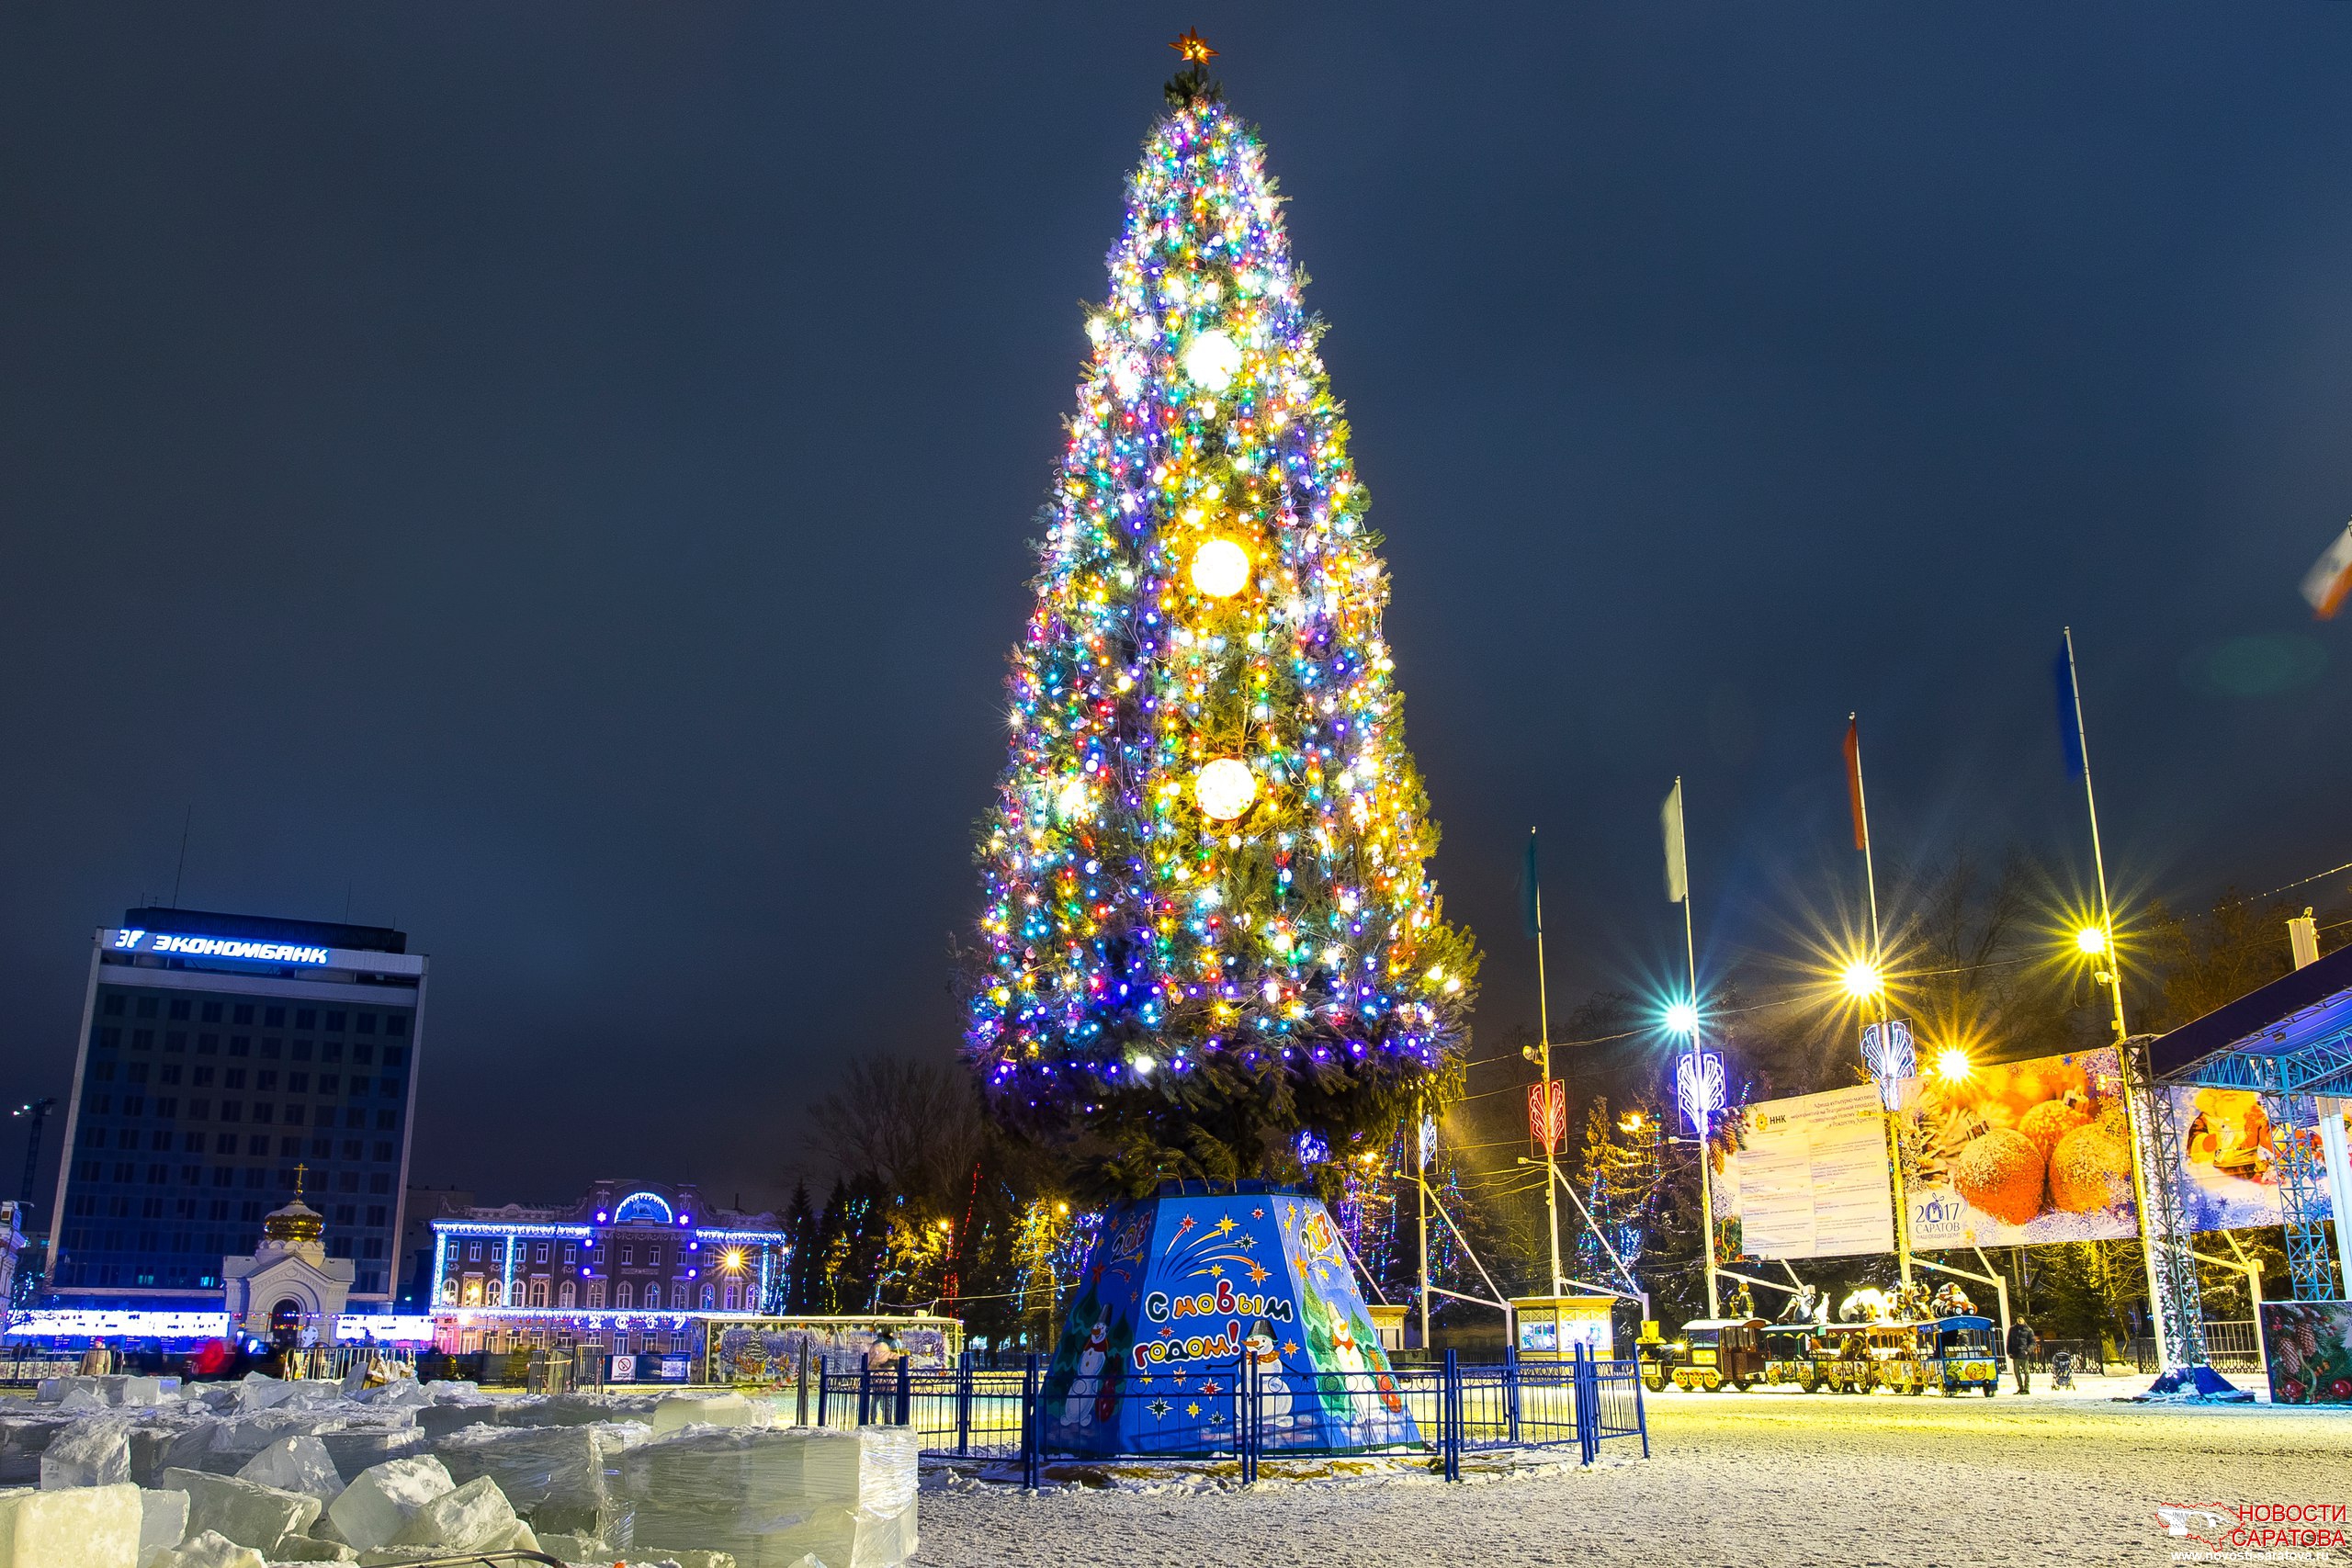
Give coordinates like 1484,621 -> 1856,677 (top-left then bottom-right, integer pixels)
911,1378 -> 2348,1567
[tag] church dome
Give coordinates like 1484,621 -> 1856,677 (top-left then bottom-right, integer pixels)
262,1195 -> 325,1245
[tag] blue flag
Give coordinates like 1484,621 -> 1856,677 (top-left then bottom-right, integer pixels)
2054,642 -> 2086,779
1521,828 -> 1542,939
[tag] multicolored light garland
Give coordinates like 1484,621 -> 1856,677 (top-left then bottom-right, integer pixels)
967,84 -> 1476,1170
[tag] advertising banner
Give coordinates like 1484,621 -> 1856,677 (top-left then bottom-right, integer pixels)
2259,1301 -> 2352,1405
1715,1084 -> 1896,1260
1901,1047 -> 2137,1247
2171,1088 -> 2347,1233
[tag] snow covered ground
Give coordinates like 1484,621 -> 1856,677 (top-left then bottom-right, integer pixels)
911,1375 -> 2349,1567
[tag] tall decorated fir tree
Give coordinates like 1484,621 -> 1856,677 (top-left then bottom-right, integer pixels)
967,45 -> 1477,1194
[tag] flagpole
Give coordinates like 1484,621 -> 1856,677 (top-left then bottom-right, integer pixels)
1532,829 -> 1565,1297
1416,1094 -> 1430,1352
2062,633 -> 2127,1039
1668,780 -> 1720,1319
1849,716 -> 1914,1292
2063,626 -> 2175,1371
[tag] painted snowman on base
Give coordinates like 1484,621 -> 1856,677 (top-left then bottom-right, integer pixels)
1242,1322 -> 1292,1431
1062,1316 -> 1111,1427
1326,1312 -> 1384,1427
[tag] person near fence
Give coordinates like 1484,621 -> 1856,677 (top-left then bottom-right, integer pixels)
2006,1317 -> 2038,1393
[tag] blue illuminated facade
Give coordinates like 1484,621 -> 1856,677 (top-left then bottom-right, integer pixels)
425,1180 -> 786,1324
47,908 -> 427,1309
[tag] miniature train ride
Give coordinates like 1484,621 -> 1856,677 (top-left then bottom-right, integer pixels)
1636,1314 -> 2004,1397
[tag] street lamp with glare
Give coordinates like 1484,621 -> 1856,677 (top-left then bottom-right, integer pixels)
1934,1047 -> 1972,1082
2075,926 -> 2107,957
1663,999 -> 1700,1037
1840,959 -> 1883,999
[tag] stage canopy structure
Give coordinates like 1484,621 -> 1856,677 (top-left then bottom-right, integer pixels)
2149,942 -> 2352,1305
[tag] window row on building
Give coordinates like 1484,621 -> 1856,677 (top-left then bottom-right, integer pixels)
89,1028 -> 409,1066
96,994 -> 409,1035
85,1058 -> 405,1092
71,1144 -> 400,1185
78,1105 -> 403,1138
67,1197 -> 390,1228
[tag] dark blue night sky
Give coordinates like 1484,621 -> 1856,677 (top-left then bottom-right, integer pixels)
6,4 -> 2351,1207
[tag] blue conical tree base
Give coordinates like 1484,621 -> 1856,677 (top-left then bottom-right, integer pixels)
1040,1183 -> 1419,1457
2139,1364 -> 2254,1402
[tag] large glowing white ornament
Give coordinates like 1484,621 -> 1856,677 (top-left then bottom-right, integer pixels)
1193,758 -> 1258,820
1190,538 -> 1250,598
1182,330 -> 1242,393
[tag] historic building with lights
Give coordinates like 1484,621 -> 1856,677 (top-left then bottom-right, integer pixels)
48,908 -> 427,1309
424,1180 -> 786,1356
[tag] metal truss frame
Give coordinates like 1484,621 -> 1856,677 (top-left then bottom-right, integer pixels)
2123,1040 -> 2207,1371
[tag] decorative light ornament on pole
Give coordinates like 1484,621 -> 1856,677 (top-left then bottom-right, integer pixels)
1193,758 -> 1258,820
1859,1018 -> 1917,1109
1190,538 -> 1251,598
1662,774 -> 1721,1318
1527,1078 -> 1566,1156
1675,1048 -> 1725,1138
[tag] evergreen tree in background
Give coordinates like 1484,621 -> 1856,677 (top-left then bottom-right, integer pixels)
779,1182 -> 820,1314
1571,1097 -> 1654,1287
966,60 -> 1476,1194
810,1179 -> 850,1313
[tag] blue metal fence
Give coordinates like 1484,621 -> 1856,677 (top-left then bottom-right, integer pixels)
820,1346 -> 1645,1481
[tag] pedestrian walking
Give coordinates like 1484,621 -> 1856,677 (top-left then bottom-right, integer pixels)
2006,1317 -> 2038,1393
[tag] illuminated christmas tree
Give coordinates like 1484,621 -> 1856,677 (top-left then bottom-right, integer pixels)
968,44 -> 1477,1194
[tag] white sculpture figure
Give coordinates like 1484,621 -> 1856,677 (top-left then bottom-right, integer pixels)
1242,1322 -> 1292,1429
1838,1287 -> 1896,1325
1063,1315 -> 1110,1427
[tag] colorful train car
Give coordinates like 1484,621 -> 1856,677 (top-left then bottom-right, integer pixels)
1652,1317 -> 1770,1392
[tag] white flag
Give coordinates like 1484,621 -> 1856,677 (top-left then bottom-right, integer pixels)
2301,521 -> 2352,619
1663,779 -> 1689,905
